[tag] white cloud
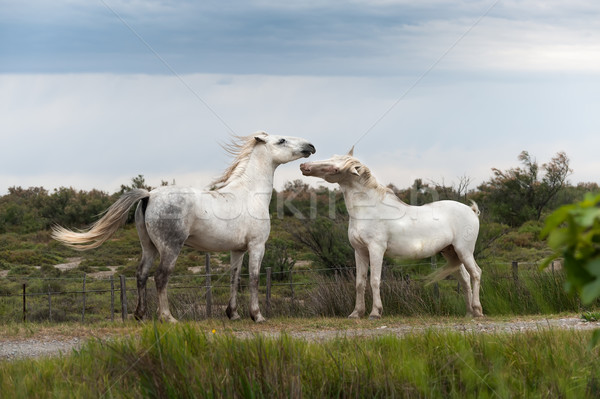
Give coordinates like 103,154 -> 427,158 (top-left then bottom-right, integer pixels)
2,1 -> 600,195
1,72 -> 599,195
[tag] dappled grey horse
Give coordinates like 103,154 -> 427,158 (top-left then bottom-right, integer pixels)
53,132 -> 316,322
300,148 -> 482,319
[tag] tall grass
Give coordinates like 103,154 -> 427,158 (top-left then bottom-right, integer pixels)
1,323 -> 599,398
304,265 -> 591,317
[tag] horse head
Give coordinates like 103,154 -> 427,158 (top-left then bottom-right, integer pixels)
254,132 -> 316,165
300,149 -> 364,184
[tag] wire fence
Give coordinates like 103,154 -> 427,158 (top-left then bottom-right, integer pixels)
0,258 -> 559,324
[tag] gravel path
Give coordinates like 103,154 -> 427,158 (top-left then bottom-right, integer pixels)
2,317 -> 599,361
0,337 -> 83,360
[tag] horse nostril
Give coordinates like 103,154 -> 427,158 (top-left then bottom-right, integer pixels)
308,144 -> 316,153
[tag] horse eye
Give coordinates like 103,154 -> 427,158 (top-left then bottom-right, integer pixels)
278,138 -> 286,145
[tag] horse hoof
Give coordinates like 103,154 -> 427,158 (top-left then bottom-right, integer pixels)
348,312 -> 361,319
252,314 -> 267,323
473,306 -> 484,318
133,312 -> 145,321
159,315 -> 178,324
229,313 -> 241,321
369,314 -> 381,320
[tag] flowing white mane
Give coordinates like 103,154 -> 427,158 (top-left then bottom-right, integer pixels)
210,132 -> 267,189
340,156 -> 397,199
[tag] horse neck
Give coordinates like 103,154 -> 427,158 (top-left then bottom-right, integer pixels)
339,180 -> 377,218
339,180 -> 403,219
224,146 -> 276,199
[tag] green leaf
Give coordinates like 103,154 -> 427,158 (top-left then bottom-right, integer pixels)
547,228 -> 572,250
586,258 -> 600,278
541,205 -> 574,238
573,208 -> 600,228
581,277 -> 600,305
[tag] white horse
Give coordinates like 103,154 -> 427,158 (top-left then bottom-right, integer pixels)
53,132 -> 316,323
300,148 -> 482,318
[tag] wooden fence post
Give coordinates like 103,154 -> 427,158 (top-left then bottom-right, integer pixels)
205,253 -> 212,318
22,283 -> 27,322
266,267 -> 272,317
512,261 -> 519,284
110,275 -> 115,322
120,275 -> 128,322
81,273 -> 87,323
289,268 -> 295,304
48,284 -> 52,322
431,256 -> 440,302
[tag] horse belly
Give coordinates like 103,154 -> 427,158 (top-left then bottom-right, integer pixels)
185,225 -> 246,252
386,227 -> 452,259
185,217 -> 269,252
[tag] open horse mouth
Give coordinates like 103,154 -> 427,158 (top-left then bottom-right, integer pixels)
300,163 -> 312,175
301,144 -> 316,158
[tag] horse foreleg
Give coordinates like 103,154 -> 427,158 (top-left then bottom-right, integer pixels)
368,246 -> 385,319
226,250 -> 245,320
247,244 -> 266,323
349,248 -> 369,319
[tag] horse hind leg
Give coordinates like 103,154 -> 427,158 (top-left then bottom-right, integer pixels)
134,203 -> 158,321
154,247 -> 183,323
441,246 -> 474,316
226,250 -> 245,321
455,248 -> 484,317
134,247 -> 157,321
453,265 -> 474,317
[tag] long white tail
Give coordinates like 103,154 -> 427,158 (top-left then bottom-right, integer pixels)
52,189 -> 150,250
425,264 -> 462,285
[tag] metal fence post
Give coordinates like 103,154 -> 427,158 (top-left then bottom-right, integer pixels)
205,253 -> 212,318
120,275 -> 128,322
266,267 -> 272,317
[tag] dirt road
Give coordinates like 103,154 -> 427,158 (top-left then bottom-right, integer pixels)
1,316 -> 598,361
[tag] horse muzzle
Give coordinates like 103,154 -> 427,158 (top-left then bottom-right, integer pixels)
300,143 -> 316,158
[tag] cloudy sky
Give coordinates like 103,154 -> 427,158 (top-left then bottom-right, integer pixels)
1,0 -> 600,194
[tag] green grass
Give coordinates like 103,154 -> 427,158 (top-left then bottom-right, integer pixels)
1,322 -> 599,398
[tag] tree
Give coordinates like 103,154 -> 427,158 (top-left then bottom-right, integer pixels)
119,174 -> 153,194
478,151 -> 572,226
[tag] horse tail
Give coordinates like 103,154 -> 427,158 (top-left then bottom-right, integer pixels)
52,189 -> 150,250
469,200 -> 480,217
425,264 -> 462,285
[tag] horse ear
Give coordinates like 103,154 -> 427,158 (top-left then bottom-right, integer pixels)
254,136 -> 267,144
347,146 -> 355,156
350,165 -> 360,176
